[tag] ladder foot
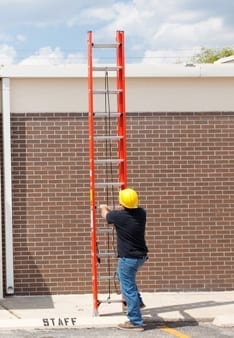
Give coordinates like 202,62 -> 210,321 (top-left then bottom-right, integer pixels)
92,309 -> 99,317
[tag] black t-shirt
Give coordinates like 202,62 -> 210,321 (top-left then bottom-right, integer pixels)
106,207 -> 148,258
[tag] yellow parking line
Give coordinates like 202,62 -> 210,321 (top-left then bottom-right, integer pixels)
161,326 -> 191,338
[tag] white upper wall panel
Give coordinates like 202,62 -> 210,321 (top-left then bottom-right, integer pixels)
1,64 -> 234,113
10,78 -> 87,113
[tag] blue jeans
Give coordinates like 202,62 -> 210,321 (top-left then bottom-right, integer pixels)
117,257 -> 147,326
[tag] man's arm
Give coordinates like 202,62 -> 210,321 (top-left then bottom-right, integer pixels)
100,204 -> 111,220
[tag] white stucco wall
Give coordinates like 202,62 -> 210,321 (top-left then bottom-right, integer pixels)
1,63 -> 234,113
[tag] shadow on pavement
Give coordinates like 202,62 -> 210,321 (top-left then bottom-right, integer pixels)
141,299 -> 234,329
0,295 -> 54,311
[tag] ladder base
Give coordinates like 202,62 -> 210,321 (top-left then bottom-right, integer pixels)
98,299 -> 127,314
92,309 -> 99,317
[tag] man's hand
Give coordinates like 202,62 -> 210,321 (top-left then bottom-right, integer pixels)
100,204 -> 108,209
100,204 -> 111,220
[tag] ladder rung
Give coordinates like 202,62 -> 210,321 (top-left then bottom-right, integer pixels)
98,252 -> 116,257
92,90 -> 122,95
98,228 -> 114,234
93,66 -> 119,72
96,182 -> 123,187
94,112 -> 121,118
99,275 -> 116,281
94,136 -> 123,141
92,43 -> 119,48
95,159 -> 124,164
99,299 -> 123,304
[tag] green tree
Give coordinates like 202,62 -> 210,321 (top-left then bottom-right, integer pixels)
192,47 -> 234,63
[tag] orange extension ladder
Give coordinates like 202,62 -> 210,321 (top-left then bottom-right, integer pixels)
87,31 -> 127,315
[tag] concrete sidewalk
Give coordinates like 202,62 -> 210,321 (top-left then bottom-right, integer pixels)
0,292 -> 234,330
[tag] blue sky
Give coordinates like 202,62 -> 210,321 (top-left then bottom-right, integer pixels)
0,0 -> 233,65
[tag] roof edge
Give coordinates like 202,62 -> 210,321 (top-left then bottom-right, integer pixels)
1,63 -> 234,78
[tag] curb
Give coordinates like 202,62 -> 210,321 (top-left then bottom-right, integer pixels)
0,316 -> 234,330
0,315 -> 226,330
213,315 -> 234,328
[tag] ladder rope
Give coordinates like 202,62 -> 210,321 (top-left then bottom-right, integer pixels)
104,71 -> 117,300
104,71 -> 116,208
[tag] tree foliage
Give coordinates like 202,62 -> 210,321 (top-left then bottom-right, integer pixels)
192,47 -> 234,63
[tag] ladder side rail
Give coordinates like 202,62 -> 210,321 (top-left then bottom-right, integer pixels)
87,31 -> 99,316
116,31 -> 127,189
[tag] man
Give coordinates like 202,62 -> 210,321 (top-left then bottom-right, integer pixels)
100,188 -> 148,332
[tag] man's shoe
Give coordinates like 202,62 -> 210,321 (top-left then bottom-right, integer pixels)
118,321 -> 144,332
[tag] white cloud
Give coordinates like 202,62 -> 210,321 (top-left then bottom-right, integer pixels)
0,1 -> 114,28
19,47 -> 64,65
19,46 -> 86,65
16,34 -> 27,42
84,1 -> 155,41
0,0 -> 80,28
142,47 -> 202,64
77,7 -> 116,26
0,32 -> 13,43
0,44 -> 16,64
82,0 -> 233,63
65,52 -> 86,64
150,17 -> 234,50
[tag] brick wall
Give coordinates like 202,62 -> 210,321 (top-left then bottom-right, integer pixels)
8,111 -> 234,295
11,113 -> 90,295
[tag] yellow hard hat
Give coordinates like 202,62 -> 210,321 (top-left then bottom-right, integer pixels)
119,188 -> 138,209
